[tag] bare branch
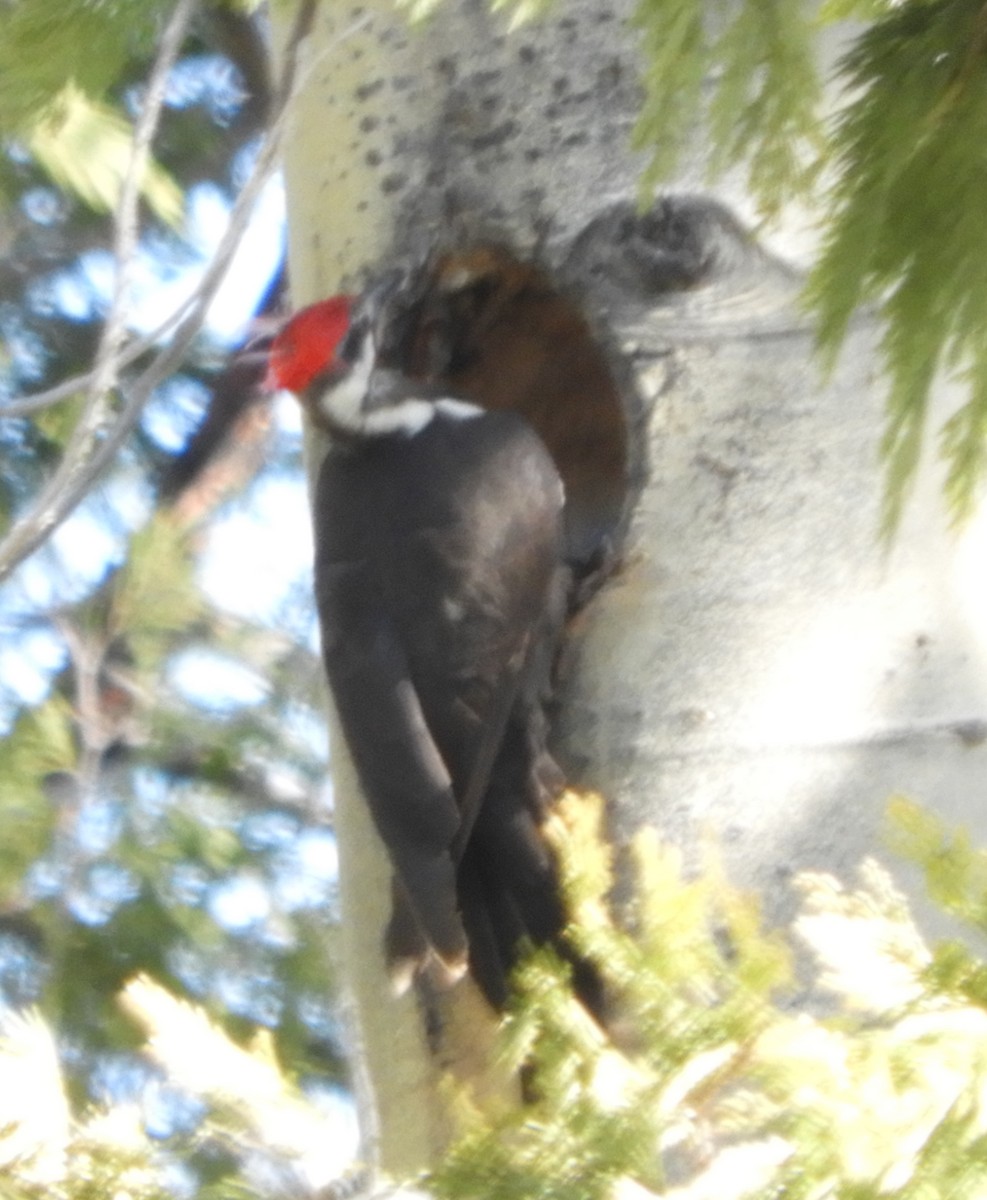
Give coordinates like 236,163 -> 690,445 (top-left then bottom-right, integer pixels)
1,310 -> 193,420
274,0 -> 320,108
0,0 -> 197,578
92,0 -> 198,406
0,0 -> 349,424
0,2 -> 370,584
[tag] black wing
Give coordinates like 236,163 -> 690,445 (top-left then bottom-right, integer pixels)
314,410 -> 569,996
315,552 -> 467,970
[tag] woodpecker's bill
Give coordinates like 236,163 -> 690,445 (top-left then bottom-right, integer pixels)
267,287 -> 583,1009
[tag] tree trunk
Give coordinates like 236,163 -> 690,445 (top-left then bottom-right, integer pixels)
270,0 -> 987,1174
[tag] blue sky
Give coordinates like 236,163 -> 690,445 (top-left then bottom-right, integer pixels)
1,169 -> 312,720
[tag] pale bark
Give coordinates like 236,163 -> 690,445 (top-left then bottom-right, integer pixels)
269,0 -> 987,1174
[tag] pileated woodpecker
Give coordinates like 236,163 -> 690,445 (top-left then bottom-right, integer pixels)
267,284 -> 594,1011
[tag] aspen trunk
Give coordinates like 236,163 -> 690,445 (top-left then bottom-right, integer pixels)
270,0 -> 987,1173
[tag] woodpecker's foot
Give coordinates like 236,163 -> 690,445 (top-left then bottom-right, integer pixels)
568,536 -> 622,614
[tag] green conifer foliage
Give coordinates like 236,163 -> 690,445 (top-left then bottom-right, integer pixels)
633,0 -> 820,215
432,795 -> 987,1200
805,0 -> 987,532
630,0 -> 987,531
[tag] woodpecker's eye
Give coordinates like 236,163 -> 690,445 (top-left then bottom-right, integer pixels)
337,316 -> 369,366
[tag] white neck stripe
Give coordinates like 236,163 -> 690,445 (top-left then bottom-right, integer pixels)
311,333 -> 484,438
311,332 -> 376,435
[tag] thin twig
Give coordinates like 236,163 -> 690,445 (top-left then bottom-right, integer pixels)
0,1 -> 369,584
0,0 -> 333,423
0,147 -> 278,583
92,0 -> 198,408
2,305 -> 200,420
0,0 -> 197,579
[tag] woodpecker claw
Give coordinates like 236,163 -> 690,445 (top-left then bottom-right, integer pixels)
388,949 -> 468,998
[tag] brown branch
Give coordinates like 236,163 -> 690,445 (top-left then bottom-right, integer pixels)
158,261 -> 286,509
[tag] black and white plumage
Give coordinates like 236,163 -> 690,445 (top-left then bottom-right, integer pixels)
267,289 -> 587,1009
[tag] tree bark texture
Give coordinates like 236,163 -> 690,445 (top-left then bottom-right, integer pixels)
270,0 -> 987,1173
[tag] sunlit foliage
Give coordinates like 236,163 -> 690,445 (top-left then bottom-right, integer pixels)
432,795 -> 987,1200
6,799 -> 987,1199
28,87 -> 183,225
0,982 -> 351,1199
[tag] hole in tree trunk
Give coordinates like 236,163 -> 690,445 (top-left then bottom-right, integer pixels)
382,244 -> 631,581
